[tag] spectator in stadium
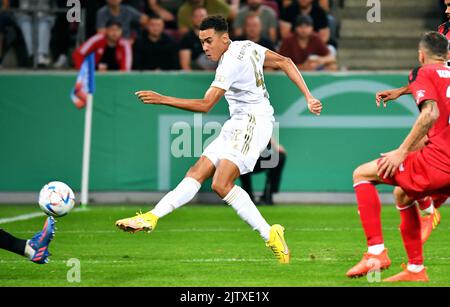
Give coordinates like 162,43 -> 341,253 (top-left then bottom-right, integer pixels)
0,0 -> 14,68
279,0 -> 330,44
14,0 -> 55,67
51,0 -> 76,69
233,0 -> 278,43
314,0 -> 339,48
240,138 -> 287,205
96,0 -> 149,40
229,0 -> 240,16
278,15 -> 337,71
133,14 -> 178,70
146,0 -> 184,29
236,13 -> 275,51
179,6 -> 217,70
73,20 -> 133,71
177,0 -> 233,35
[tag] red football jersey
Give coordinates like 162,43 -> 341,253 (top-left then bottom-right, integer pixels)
408,63 -> 450,173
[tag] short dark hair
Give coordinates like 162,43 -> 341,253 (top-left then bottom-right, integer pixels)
419,31 -> 449,59
199,15 -> 228,33
105,19 -> 122,28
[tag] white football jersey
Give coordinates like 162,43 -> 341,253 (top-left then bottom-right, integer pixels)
211,40 -> 274,118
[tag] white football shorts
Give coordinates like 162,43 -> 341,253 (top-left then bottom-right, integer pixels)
202,114 -> 274,175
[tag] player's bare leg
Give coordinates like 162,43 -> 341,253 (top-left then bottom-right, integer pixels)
347,159 -> 391,278
212,159 -> 289,264
384,187 -> 429,282
116,156 -> 216,233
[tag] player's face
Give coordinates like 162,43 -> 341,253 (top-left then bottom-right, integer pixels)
199,29 -> 229,62
106,25 -> 123,43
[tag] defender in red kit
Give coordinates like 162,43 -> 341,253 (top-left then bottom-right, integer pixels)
375,0 -> 450,243
348,32 -> 450,282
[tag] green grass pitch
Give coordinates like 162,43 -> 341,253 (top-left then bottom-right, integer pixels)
0,204 -> 449,286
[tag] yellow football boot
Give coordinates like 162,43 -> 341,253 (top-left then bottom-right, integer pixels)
266,224 -> 290,264
115,211 -> 159,234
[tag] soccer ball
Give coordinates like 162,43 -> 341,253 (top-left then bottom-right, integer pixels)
38,181 -> 76,217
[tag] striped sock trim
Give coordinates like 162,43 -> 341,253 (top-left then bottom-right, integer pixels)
223,185 -> 240,205
353,181 -> 372,188
396,201 -> 417,211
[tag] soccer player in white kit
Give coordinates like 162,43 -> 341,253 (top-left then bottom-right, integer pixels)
116,15 -> 323,263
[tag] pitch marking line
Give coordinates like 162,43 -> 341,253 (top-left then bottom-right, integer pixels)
0,212 -> 46,225
0,208 -> 88,225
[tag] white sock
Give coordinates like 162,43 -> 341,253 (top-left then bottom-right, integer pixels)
407,264 -> 424,273
422,204 -> 435,215
151,177 -> 201,218
24,240 -> 35,259
223,185 -> 271,241
367,244 -> 385,255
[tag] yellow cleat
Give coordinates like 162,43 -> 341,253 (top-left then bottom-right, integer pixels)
115,211 -> 159,234
266,224 -> 290,264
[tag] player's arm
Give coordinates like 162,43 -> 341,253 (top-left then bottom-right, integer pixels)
376,85 -> 411,107
135,86 -> 225,113
264,49 -> 322,115
377,100 -> 439,178
410,135 -> 428,151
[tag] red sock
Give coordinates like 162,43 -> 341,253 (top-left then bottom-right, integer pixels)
433,195 -> 447,209
399,205 -> 423,265
417,197 -> 432,211
354,182 -> 383,246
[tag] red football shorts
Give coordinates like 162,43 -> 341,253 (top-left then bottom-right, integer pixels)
380,151 -> 450,200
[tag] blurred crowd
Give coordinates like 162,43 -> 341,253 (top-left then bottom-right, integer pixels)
0,0 -> 340,71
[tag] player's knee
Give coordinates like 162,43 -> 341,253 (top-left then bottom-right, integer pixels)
211,180 -> 232,199
186,167 -> 202,183
353,166 -> 365,184
185,158 -> 212,183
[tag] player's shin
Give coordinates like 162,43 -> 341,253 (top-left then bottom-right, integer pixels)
354,181 -> 384,254
398,204 -> 424,271
223,185 -> 271,241
151,177 -> 202,218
